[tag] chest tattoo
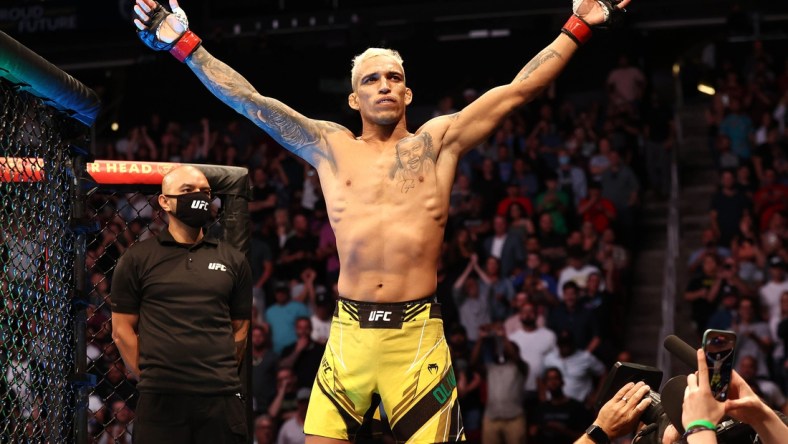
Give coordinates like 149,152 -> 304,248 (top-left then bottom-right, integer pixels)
389,133 -> 436,193
399,179 -> 416,193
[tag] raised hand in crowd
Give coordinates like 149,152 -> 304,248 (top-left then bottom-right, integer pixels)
681,348 -> 788,444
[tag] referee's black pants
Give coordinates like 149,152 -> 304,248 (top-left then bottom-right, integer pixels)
133,393 -> 247,444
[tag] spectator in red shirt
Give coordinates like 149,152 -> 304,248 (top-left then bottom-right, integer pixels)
497,183 -> 534,219
754,168 -> 788,229
577,181 -> 617,234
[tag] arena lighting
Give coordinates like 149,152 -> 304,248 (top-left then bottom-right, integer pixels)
490,29 -> 510,37
110,122 -> 119,131
672,63 -> 680,76
697,83 -> 716,95
438,28 -> 511,41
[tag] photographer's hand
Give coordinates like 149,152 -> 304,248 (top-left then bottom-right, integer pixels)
592,381 -> 652,440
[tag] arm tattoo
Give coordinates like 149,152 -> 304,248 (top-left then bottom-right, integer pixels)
189,48 -> 309,137
256,101 -> 320,147
256,105 -> 341,170
516,49 -> 563,83
188,48 -> 341,170
188,49 -> 258,116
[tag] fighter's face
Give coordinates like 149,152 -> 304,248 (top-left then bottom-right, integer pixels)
350,55 -> 411,125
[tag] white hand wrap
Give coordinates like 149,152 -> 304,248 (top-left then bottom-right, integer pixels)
171,7 -> 190,29
596,0 -> 611,22
155,5 -> 190,42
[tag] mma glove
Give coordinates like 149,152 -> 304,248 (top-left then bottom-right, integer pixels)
136,1 -> 201,62
562,0 -> 625,46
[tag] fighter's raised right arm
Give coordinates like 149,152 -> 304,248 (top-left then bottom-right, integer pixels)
185,47 -> 349,169
133,0 -> 350,169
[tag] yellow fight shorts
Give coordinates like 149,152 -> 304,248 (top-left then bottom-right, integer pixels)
304,296 -> 465,443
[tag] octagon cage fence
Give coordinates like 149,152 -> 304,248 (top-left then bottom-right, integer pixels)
1,30 -> 253,444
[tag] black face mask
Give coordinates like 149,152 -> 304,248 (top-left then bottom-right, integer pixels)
165,191 -> 211,228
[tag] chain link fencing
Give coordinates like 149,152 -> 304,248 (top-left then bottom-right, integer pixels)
0,77 -> 83,444
84,164 -> 250,444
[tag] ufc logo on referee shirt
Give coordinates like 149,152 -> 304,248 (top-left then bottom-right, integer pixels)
191,200 -> 209,211
208,262 -> 227,271
368,310 -> 392,322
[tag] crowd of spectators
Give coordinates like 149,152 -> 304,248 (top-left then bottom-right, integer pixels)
6,39 -> 784,444
683,38 -> 788,426
67,45 -> 679,444
18,30 -> 786,444
2,6 -> 786,444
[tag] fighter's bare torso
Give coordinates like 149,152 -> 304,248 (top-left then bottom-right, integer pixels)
316,119 -> 458,302
185,39 -> 579,304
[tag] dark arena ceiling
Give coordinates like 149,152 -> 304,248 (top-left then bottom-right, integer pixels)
2,0 -> 785,129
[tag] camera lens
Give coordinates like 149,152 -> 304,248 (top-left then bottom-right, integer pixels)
639,390 -> 664,426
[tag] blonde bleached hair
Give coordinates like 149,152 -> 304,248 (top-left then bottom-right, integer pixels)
350,48 -> 405,91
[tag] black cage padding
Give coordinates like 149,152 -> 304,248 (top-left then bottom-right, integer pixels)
192,164 -> 249,197
0,31 -> 100,126
191,164 -> 251,255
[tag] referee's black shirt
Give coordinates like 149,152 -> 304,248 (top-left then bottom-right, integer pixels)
111,230 -> 252,395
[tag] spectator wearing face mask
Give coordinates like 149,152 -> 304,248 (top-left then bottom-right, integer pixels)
555,148 -> 588,207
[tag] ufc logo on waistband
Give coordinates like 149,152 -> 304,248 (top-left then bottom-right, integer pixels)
368,310 -> 392,322
191,201 -> 209,210
208,262 -> 227,271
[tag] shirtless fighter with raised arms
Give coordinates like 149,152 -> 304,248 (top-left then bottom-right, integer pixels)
131,1 -> 630,442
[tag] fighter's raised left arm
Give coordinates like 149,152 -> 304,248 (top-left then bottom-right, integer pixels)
441,0 -> 631,157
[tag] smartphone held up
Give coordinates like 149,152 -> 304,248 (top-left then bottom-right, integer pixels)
702,329 -> 737,401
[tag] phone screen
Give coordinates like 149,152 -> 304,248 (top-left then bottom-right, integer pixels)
702,329 -> 737,401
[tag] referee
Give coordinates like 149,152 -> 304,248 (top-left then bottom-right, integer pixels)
112,165 -> 252,444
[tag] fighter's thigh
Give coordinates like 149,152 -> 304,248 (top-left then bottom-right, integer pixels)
304,320 -> 377,441
379,320 -> 464,443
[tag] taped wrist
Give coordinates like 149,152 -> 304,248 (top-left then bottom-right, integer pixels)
561,15 -> 592,46
170,30 -> 202,62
